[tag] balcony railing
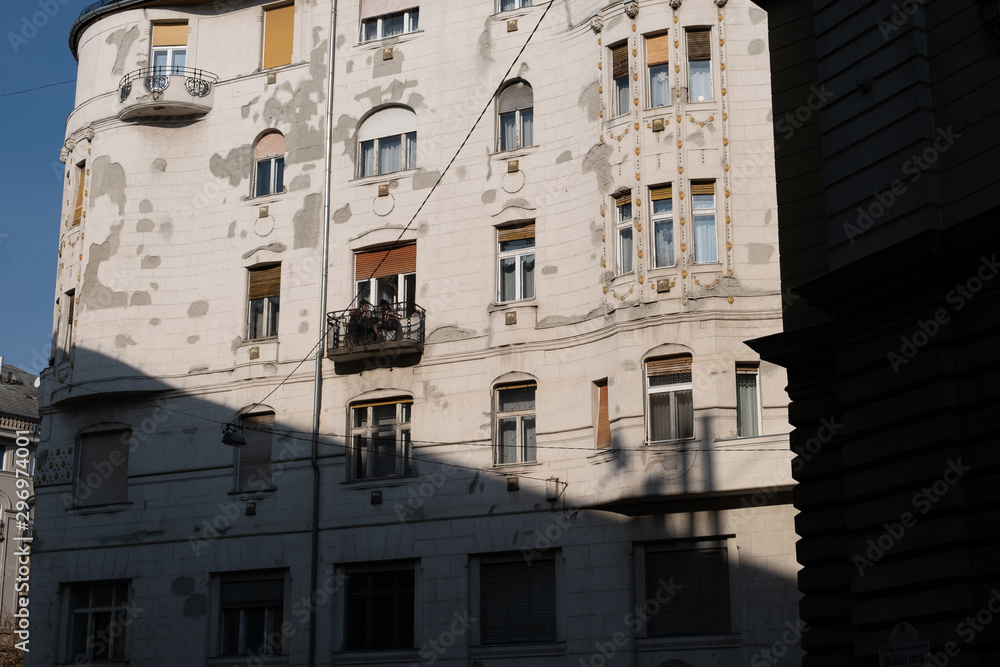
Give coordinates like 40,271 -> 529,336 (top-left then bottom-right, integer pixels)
116,66 -> 218,120
326,302 -> 425,363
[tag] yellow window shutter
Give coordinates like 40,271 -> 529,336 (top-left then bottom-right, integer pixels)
248,265 -> 281,300
691,182 -> 715,196
687,29 -> 711,62
650,185 -> 673,201
497,223 -> 535,244
263,4 -> 294,69
611,44 -> 628,79
72,166 -> 85,227
152,23 -> 188,47
646,34 -> 670,67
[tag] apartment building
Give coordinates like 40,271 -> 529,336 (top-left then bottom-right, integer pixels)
30,1 -> 799,665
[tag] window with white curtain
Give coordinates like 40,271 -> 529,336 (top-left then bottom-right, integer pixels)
616,193 -> 634,275
645,356 -> 694,443
499,0 -> 532,11
646,33 -> 670,108
687,28 -> 713,103
497,223 -> 535,303
692,182 -> 718,263
497,81 -> 533,151
494,383 -> 536,465
736,363 -> 761,437
650,185 -> 674,268
361,6 -> 418,42
357,107 -> 417,177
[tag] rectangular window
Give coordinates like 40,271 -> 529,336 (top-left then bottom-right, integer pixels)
644,543 -> 731,636
355,245 -> 417,316
359,131 -> 417,177
77,431 -> 130,507
646,357 -> 694,443
611,43 -> 630,116
595,379 -> 611,450
736,363 -> 761,438
220,570 -> 285,656
687,28 -> 712,103
351,399 -> 412,479
72,162 -> 85,227
62,289 -> 75,363
646,33 -> 670,108
70,581 -> 129,662
495,383 -> 536,465
361,7 -> 418,42
692,181 -> 717,264
345,564 -> 415,651
616,193 -> 634,275
499,0 -> 532,11
247,265 -> 280,340
480,556 -> 556,644
651,185 -> 674,267
497,223 -> 535,303
151,22 -> 187,75
263,3 -> 294,69
237,413 -> 274,491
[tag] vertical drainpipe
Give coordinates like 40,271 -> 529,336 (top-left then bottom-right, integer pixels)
310,0 -> 338,665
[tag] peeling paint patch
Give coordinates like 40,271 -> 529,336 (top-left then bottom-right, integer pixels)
187,335 -> 201,344
476,17 -> 494,65
298,321 -> 309,333
417,222 -> 429,236
748,39 -> 766,56
136,245 -> 143,256
293,193 -> 323,249
582,143 -> 614,194
623,360 -> 637,371
579,82 -> 601,123
137,219 -> 154,233
188,301 -> 209,317
209,145 -> 252,187
289,175 -> 311,191
412,169 -> 441,190
90,156 -> 127,215
153,158 -> 167,172
747,243 -> 775,264
82,223 -> 128,310
141,256 -> 161,269
333,203 -> 352,224
241,96 -> 260,119
130,291 -> 151,306
373,46 -> 403,78
139,199 -> 153,214
242,243 -> 287,259
183,595 -> 207,617
749,7 -> 766,24
537,307 -> 606,328
189,366 -> 209,374
150,318 -> 162,326
556,151 -> 572,164
428,325 -> 477,343
227,222 -> 237,239
481,189 -> 497,204
114,334 -> 137,349
171,577 -> 195,596
456,166 -> 468,180
231,337 -> 243,354
333,114 -> 359,167
106,25 -> 139,76
541,265 -> 558,275
764,210 -> 773,225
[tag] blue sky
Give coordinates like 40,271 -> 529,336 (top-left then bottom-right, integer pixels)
0,0 -> 80,373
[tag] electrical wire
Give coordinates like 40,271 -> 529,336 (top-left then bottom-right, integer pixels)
0,79 -> 74,98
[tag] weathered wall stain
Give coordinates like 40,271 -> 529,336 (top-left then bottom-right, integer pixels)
582,143 -> 614,194
289,175 -> 311,191
747,243 -> 775,264
139,199 -> 153,214
82,223 -> 128,310
209,145 -> 252,187
114,334 -> 137,349
333,203 -> 352,224
579,81 -> 601,123
106,25 -> 139,76
130,292 -> 151,306
188,301 -> 209,317
242,242 -> 287,259
90,156 -> 127,214
293,193 -> 323,248
412,169 -> 441,190
537,306 -> 606,328
153,158 -> 167,172
137,219 -> 154,233
141,256 -> 161,269
241,96 -> 261,119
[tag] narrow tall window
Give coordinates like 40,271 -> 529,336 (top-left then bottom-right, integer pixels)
645,544 -> 731,636
254,132 -> 285,197
247,265 -> 281,340
645,356 -> 694,442
358,107 -> 417,177
646,33 -> 671,108
72,162 -> 85,227
361,6 -> 419,42
651,185 -> 674,267
151,23 -> 187,75
480,556 -> 556,644
616,193 -> 634,275
345,565 -> 415,650
355,244 -> 416,311
497,223 -> 535,303
220,571 -> 285,656
497,81 -> 533,151
351,399 -> 412,479
611,43 -> 629,116
687,28 -> 712,103
71,581 -> 129,662
692,182 -> 717,264
77,430 -> 130,507
736,363 -> 761,438
237,412 -> 274,491
495,383 -> 536,465
62,290 -> 75,363
263,3 -> 294,69
595,379 -> 611,450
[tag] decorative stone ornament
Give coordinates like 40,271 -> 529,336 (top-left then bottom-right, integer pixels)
624,0 -> 639,19
590,15 -> 604,33
715,0 -> 729,7
669,0 -> 683,9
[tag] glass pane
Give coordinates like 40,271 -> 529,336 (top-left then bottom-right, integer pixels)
256,160 -> 272,197
382,12 -> 404,37
266,296 -> 279,337
353,434 -> 368,478
618,202 -> 633,222
273,157 -> 284,193
376,275 -> 399,306
244,607 -> 267,654
408,9 -> 419,32
501,0 -> 516,10
648,392 -> 673,442
498,418 -> 517,464
619,226 -> 633,274
401,430 -> 412,475
92,582 -> 114,607
72,613 -> 90,660
649,64 -> 671,108
521,0 -> 532,6
91,612 -> 111,660
499,257 -> 516,302
353,406 -> 368,428
114,581 -> 128,605
152,50 -> 168,71
499,112 -> 516,151
693,194 -> 715,210
694,213 -> 718,263
400,403 -> 411,424
373,404 -> 397,427
268,608 -> 283,654
372,432 -> 397,477
360,140 -> 375,177
737,373 -> 760,437
499,386 -> 535,412
405,132 -> 417,169
363,20 -> 378,41
112,609 -> 127,661
500,237 -> 534,253
676,389 -> 694,439
654,218 -> 674,267
521,416 -> 536,462
403,274 -> 416,313
520,108 -> 533,147
379,135 -> 402,174
356,281 -> 371,305
689,61 -> 712,102
616,76 -> 630,116
171,48 -> 186,74
653,198 -> 672,216
521,254 -> 535,300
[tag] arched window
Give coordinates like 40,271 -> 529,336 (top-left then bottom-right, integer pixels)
358,107 -> 417,177
494,381 -> 536,465
254,131 -> 285,197
497,81 -> 533,151
350,396 -> 412,479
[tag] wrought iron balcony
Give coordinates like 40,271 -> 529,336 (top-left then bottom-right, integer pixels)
326,302 -> 425,364
117,66 -> 218,121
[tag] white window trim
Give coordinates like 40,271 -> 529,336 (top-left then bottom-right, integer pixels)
355,272 -> 415,308
735,365 -> 763,438
358,132 -> 417,178
349,399 -> 413,480
493,384 -> 537,466
645,361 -> 694,445
497,0 -> 533,13
361,8 -> 419,42
692,190 -> 719,265
151,45 -> 187,74
253,155 -> 285,198
686,27 -> 714,104
497,107 -> 533,152
496,229 -> 535,304
616,200 -> 634,275
651,196 -> 675,268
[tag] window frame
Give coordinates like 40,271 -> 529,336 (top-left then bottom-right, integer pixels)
496,223 -> 535,304
686,27 -> 713,104
615,194 -> 634,275
493,383 -> 536,466
247,264 -> 281,341
736,363 -> 762,438
691,182 -> 718,264
472,551 -> 562,647
68,580 -> 131,663
61,289 -> 75,364
361,7 -> 419,42
498,0 -> 532,12
215,569 -> 287,658
349,398 -> 413,480
343,561 -> 417,652
594,379 -> 611,450
645,356 -> 694,444
646,33 -> 671,109
71,161 -> 85,227
650,185 -> 675,268
75,429 -> 131,508
496,81 -> 534,152
150,22 -> 188,76
235,412 -> 275,493
358,133 -> 417,178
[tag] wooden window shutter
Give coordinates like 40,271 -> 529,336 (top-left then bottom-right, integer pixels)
239,413 -> 274,490
221,571 -> 284,609
645,546 -> 731,636
355,245 -> 416,281
263,4 -> 295,69
498,82 -> 533,113
72,165 -> 85,227
152,23 -> 188,47
480,559 -> 556,645
255,132 -> 285,160
596,381 -> 611,449
611,44 -> 628,79
615,192 -> 632,208
248,265 -> 281,300
736,362 -> 758,374
646,34 -> 670,67
646,356 -> 692,377
650,185 -> 673,201
690,181 -> 715,196
687,29 -> 711,62
78,431 -> 130,506
358,107 -> 417,142
497,223 -> 535,244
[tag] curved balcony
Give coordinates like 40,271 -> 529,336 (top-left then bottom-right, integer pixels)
326,303 -> 425,365
117,67 -> 218,121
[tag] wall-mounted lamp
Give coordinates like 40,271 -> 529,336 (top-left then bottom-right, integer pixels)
221,423 -> 246,447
